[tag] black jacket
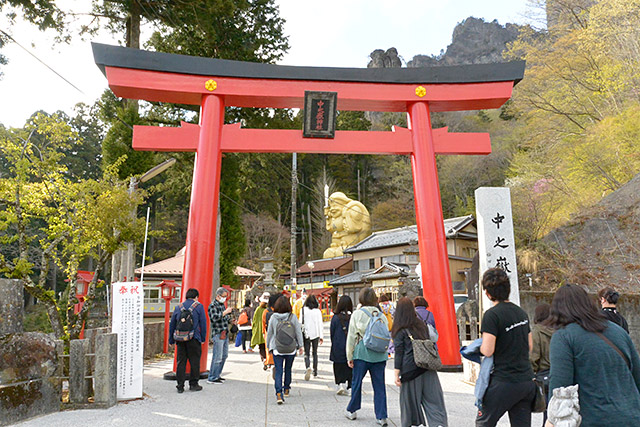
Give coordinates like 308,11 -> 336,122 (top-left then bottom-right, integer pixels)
330,312 -> 350,363
602,307 -> 629,333
393,328 -> 428,383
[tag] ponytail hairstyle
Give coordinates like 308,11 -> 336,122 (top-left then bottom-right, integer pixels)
598,287 -> 620,305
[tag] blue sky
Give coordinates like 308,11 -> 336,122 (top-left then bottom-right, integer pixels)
0,0 -> 533,128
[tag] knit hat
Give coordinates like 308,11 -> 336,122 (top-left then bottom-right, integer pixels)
259,292 -> 270,303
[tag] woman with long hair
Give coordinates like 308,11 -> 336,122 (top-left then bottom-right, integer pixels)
547,284 -> 640,426
392,297 -> 448,427
597,287 -> 629,333
302,294 -> 324,380
331,295 -> 353,395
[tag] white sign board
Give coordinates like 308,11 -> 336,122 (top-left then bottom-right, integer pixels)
111,281 -> 144,400
475,187 -> 520,311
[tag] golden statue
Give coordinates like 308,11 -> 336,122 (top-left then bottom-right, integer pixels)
323,192 -> 371,258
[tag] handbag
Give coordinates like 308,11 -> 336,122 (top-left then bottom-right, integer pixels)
408,331 -> 442,370
532,377 -> 546,413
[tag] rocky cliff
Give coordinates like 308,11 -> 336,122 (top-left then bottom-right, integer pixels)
407,17 -> 521,67
366,17 -> 521,71
536,172 -> 640,293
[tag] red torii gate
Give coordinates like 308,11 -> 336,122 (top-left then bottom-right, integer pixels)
93,43 -> 524,369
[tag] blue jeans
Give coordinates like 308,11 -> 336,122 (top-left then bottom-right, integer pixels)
273,354 -> 295,395
347,359 -> 388,420
208,332 -> 229,381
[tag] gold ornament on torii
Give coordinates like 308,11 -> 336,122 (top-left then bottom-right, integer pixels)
323,192 -> 371,258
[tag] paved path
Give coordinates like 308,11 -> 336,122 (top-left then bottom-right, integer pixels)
17,325 -> 542,426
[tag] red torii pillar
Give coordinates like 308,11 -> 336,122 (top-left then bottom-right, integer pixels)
93,43 -> 524,370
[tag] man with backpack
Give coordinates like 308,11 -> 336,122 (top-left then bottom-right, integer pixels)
345,287 -> 391,426
169,288 -> 207,393
207,287 -> 233,384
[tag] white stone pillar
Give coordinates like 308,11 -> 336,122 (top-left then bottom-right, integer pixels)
475,187 -> 520,312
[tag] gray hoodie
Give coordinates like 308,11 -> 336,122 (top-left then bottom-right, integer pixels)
266,312 -> 304,355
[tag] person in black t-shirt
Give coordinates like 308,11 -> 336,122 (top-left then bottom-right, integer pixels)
598,287 -> 629,333
477,268 -> 535,427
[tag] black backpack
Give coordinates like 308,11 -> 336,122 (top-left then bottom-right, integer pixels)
275,314 -> 298,353
173,301 -> 198,342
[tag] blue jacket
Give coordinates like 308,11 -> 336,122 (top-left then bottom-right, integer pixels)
169,299 -> 207,344
415,306 -> 436,330
330,313 -> 350,363
460,338 -> 494,410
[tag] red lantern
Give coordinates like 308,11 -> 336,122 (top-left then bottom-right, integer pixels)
157,280 -> 180,353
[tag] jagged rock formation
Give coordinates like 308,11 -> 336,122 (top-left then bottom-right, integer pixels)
367,48 -> 402,69
365,18 -> 521,130
407,17 -> 521,67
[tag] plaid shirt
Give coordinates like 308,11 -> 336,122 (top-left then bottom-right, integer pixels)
208,299 -> 230,336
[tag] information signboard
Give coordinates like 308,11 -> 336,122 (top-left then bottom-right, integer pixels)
111,281 -> 144,400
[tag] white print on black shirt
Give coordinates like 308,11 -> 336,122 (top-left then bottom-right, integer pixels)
505,319 -> 529,332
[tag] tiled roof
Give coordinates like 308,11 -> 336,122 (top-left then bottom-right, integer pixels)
329,270 -> 371,285
281,256 -> 352,278
136,246 -> 262,278
363,263 -> 409,281
234,266 -> 262,277
345,215 -> 475,253
136,252 -> 184,276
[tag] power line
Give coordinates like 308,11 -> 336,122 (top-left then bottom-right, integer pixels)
0,28 -> 84,94
219,190 -> 258,216
269,154 -> 370,220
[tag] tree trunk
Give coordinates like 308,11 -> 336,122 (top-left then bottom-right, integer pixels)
126,1 -> 141,49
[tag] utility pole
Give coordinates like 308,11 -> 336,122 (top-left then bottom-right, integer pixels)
290,153 -> 298,294
357,168 -> 361,201
307,203 -> 313,258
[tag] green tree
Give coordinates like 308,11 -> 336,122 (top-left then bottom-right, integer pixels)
219,153 -> 245,287
504,0 -> 640,236
0,113 -> 144,341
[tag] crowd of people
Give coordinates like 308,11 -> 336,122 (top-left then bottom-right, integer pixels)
166,269 -> 640,427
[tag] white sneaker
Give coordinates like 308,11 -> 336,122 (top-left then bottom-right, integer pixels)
336,383 -> 347,395
304,368 -> 311,381
344,410 -> 357,420
376,418 -> 388,426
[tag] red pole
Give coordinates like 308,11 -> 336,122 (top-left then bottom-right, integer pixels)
174,94 -> 225,373
163,298 -> 171,354
408,102 -> 461,367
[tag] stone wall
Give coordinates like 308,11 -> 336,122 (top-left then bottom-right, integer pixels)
84,322 -> 170,359
520,290 -> 640,350
0,279 -> 60,426
144,322 -> 171,358
0,279 -> 23,335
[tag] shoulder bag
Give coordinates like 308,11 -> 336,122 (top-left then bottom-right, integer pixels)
408,330 -> 441,370
595,331 -> 630,369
